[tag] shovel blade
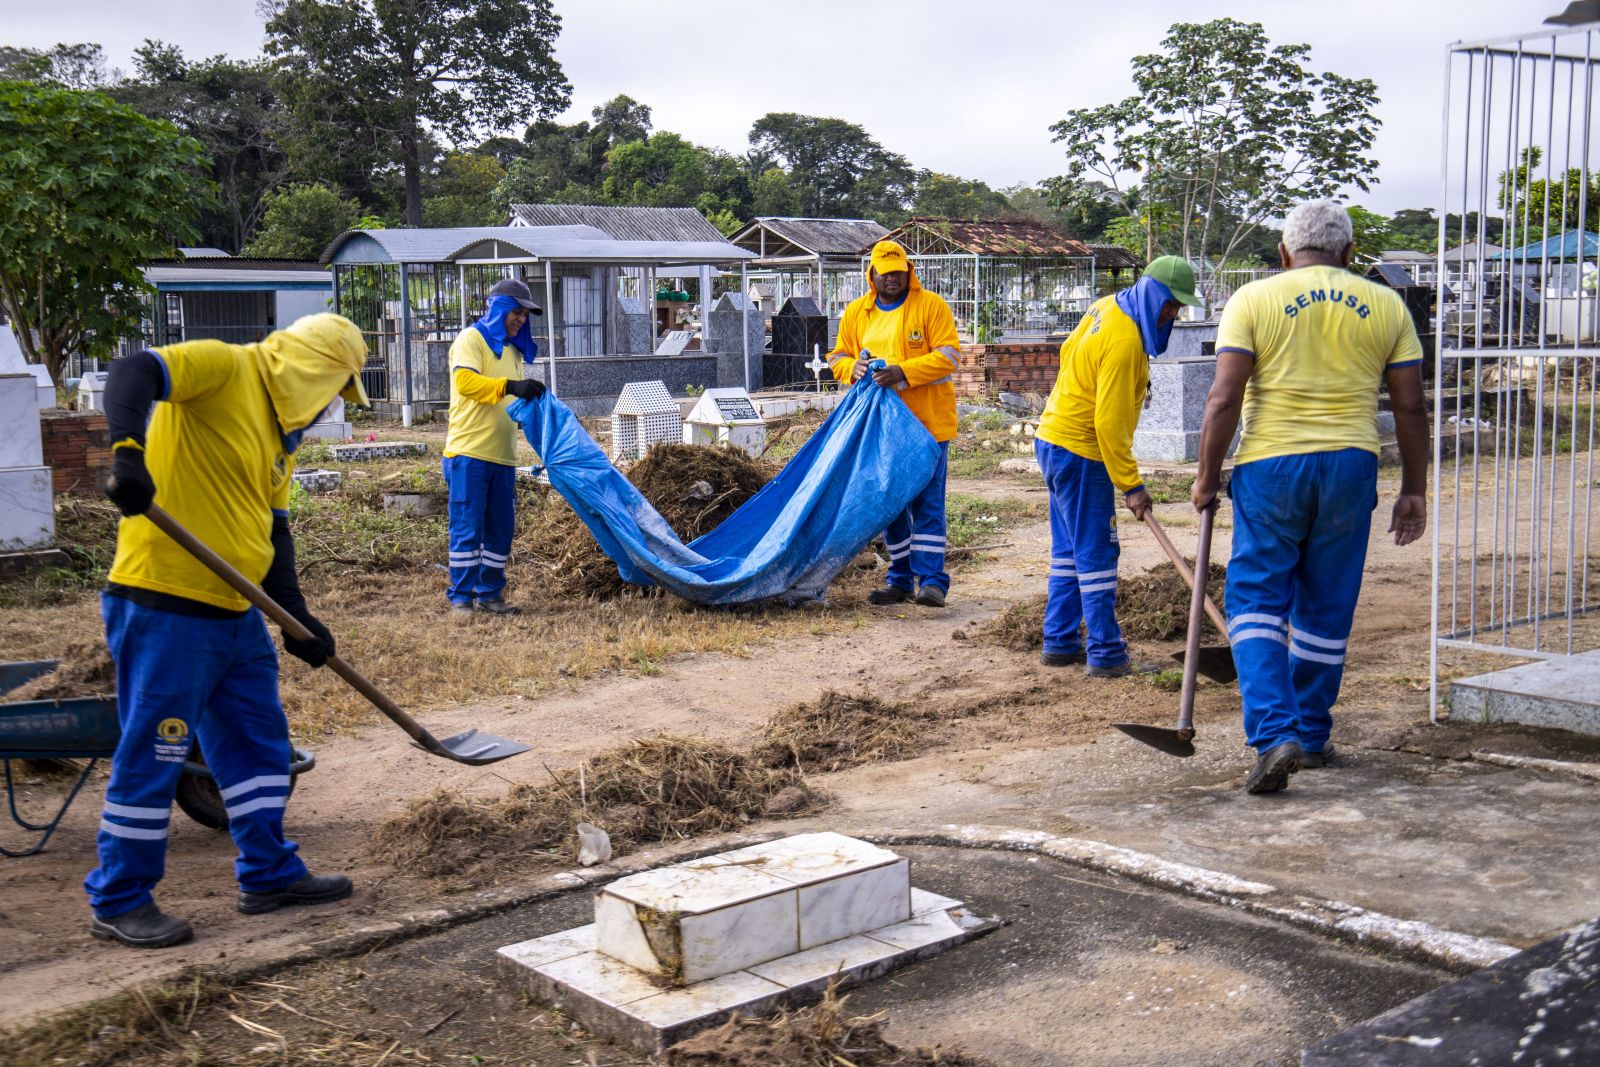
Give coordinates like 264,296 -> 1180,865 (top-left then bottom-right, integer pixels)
412,728 -> 532,766
1170,644 -> 1238,684
1112,722 -> 1197,759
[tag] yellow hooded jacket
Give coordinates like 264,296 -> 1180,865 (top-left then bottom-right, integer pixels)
828,256 -> 961,443
106,314 -> 368,611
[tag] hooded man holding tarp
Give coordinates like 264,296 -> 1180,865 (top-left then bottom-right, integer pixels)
1033,256 -> 1201,677
827,240 -> 962,607
92,313 -> 370,948
443,277 -> 547,615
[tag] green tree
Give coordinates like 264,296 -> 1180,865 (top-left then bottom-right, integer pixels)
0,82 -> 209,385
245,183 -> 363,259
113,40 -> 289,253
589,94 -> 652,151
910,172 -> 1010,219
1498,147 -> 1600,238
263,0 -> 571,226
1049,18 -> 1380,275
0,42 -> 118,88
750,167 -> 801,217
423,151 -> 507,226
748,113 -> 913,219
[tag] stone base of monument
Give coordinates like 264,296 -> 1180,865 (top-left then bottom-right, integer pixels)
497,832 -> 997,1053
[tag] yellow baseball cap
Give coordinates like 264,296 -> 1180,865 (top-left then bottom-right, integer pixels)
869,240 -> 911,275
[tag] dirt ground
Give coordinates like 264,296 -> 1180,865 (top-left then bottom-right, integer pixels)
3,445 -> 1598,1060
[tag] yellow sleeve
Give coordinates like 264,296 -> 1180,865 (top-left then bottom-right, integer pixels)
1093,341 -> 1147,493
828,303 -> 862,384
898,294 -> 962,387
1215,291 -> 1257,359
453,366 -> 508,404
1385,295 -> 1425,368
154,340 -> 239,405
273,453 -> 295,514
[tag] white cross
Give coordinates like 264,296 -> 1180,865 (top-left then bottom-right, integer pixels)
806,345 -> 830,393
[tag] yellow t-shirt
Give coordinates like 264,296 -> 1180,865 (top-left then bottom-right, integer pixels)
444,326 -> 523,467
107,342 -> 295,612
1035,296 -> 1150,493
1217,265 -> 1423,465
859,302 -> 905,373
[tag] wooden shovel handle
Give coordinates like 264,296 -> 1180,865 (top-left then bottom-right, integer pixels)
143,504 -> 440,751
1142,512 -> 1229,635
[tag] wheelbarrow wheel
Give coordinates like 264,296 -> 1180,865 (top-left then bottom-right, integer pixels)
175,748 -> 311,832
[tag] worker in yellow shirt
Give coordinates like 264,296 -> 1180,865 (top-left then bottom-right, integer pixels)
444,278 -> 546,615
828,240 -> 962,607
1193,200 -> 1429,794
1034,257 -> 1200,676
91,314 -> 369,947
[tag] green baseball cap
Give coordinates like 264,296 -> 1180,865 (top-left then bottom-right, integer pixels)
1143,255 -> 1202,306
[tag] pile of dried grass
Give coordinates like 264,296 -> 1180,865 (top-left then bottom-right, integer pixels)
974,559 -> 1228,649
7,643 -> 115,701
753,690 -> 934,773
665,986 -> 990,1066
372,735 -> 822,882
516,443 -> 774,599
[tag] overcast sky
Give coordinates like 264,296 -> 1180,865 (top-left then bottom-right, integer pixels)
4,1 -> 1550,214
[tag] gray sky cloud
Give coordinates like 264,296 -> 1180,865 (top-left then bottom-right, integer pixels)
5,0 -> 1538,215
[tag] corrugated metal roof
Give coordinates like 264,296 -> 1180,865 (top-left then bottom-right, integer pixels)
324,225 -> 753,266
150,257 -> 331,272
731,217 -> 889,258
145,267 -> 332,286
508,204 -> 726,243
179,247 -> 230,258
1086,244 -> 1145,271
889,217 -> 1094,257
1491,229 -> 1599,260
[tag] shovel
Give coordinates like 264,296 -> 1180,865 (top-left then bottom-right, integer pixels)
146,504 -> 532,766
1142,512 -> 1237,684
1112,503 -> 1219,758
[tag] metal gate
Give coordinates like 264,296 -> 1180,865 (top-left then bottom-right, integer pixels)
1430,19 -> 1600,717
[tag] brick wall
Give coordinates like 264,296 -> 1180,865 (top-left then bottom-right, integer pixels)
958,342 -> 1061,398
40,410 -> 112,495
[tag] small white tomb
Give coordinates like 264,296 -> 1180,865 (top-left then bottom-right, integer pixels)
611,380 -> 681,462
0,374 -> 54,550
497,832 -> 995,1053
682,388 -> 766,457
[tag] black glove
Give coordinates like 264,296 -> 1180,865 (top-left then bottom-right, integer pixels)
104,447 -> 156,516
283,613 -> 335,669
505,378 -> 546,400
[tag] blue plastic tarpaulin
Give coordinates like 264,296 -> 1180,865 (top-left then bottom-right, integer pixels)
505,379 -> 940,604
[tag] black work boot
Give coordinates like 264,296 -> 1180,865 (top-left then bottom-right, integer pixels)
239,873 -> 353,915
90,902 -> 194,949
476,599 -> 521,616
1085,659 -> 1161,679
868,585 -> 913,605
1300,743 -> 1336,769
1039,650 -> 1087,667
914,585 -> 947,608
1244,741 -> 1305,794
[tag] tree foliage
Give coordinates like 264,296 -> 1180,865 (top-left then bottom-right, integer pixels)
245,182 -> 364,259
262,0 -> 571,225
0,42 -> 119,88
1049,19 -> 1380,274
749,113 -> 914,220
0,82 -> 210,384
911,172 -> 1010,220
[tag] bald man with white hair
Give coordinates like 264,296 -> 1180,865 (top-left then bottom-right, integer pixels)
1192,200 -> 1430,794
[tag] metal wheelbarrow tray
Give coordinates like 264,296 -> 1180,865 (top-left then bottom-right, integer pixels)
0,659 -> 314,858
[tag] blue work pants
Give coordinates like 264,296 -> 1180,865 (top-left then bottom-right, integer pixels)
444,455 -> 516,604
1035,440 -> 1128,668
85,594 -> 306,918
1225,448 -> 1377,755
883,442 -> 950,595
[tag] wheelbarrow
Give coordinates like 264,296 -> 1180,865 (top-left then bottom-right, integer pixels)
0,659 -> 314,858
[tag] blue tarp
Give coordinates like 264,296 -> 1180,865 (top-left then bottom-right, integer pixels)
506,379 -> 940,605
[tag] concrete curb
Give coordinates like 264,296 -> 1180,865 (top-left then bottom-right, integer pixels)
862,826 -> 1518,976
1471,749 -> 1600,782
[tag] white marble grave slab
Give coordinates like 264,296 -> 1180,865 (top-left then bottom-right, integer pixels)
0,376 -> 44,467
0,466 -> 54,549
798,858 -> 910,949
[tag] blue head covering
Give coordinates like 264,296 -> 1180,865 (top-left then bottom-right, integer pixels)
1113,276 -> 1178,357
473,294 -> 540,363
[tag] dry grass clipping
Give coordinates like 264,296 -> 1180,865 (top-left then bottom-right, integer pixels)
665,984 -> 991,1066
753,690 -> 934,773
6,643 -> 115,701
976,561 -> 1228,651
0,976 -> 215,1067
517,442 -> 774,599
371,735 -> 823,883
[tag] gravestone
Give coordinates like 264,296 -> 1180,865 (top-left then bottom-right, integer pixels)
617,295 -> 651,355
0,373 -> 54,550
702,293 -> 763,391
1133,356 -> 1226,463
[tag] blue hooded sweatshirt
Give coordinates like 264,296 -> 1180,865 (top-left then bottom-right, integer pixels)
1114,276 -> 1178,357
472,294 -> 540,363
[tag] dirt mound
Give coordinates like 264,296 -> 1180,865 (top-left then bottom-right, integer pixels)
1120,560 -> 1227,641
516,443 -> 773,599
6,644 -> 115,702
974,561 -> 1227,650
753,690 -> 934,773
665,988 -> 990,1066
371,735 -> 823,883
